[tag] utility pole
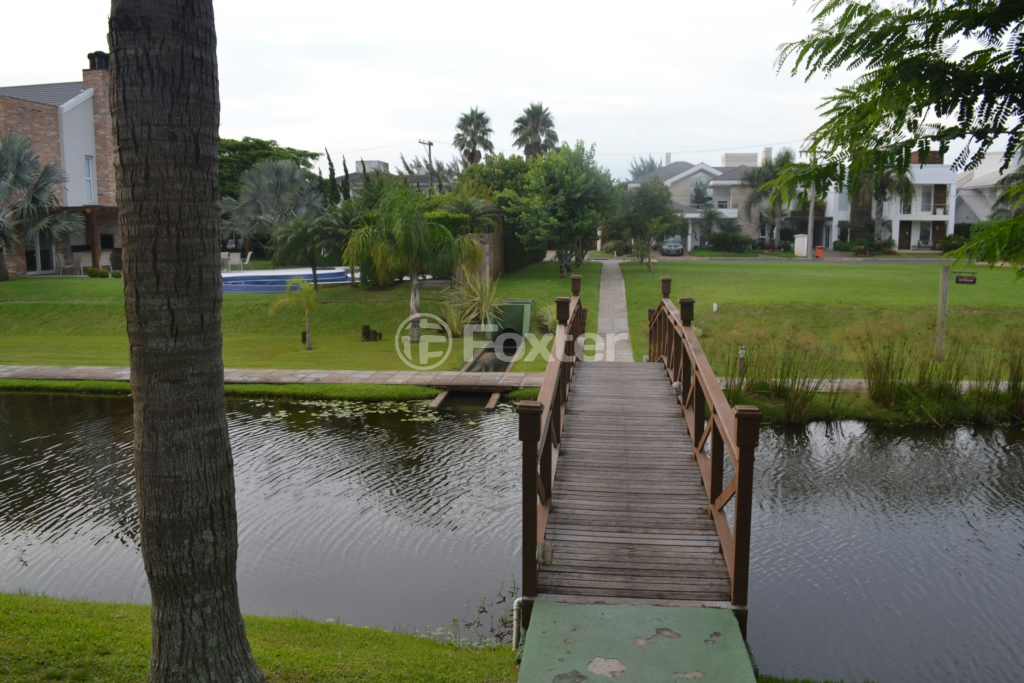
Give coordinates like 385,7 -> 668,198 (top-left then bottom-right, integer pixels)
936,264 -> 951,355
419,139 -> 434,192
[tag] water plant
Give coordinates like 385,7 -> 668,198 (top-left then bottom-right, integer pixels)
855,336 -> 914,409
967,352 -> 1004,425
1007,347 -> 1024,422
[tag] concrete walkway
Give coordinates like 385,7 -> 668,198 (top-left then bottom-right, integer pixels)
597,260 -> 634,362
0,365 -> 544,391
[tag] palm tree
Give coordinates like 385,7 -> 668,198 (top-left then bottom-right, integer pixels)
221,158 -> 323,249
270,205 -> 350,290
269,277 -> 317,350
0,133 -> 85,281
453,107 -> 494,166
693,206 -> 724,245
852,161 -> 916,240
511,103 -> 559,159
741,147 -> 796,245
344,184 -> 481,341
108,0 -> 265,679
444,194 -> 497,233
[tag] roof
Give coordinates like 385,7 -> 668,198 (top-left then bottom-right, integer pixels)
708,165 -> 751,182
960,165 -> 1021,191
0,82 -> 83,107
631,161 -> 695,185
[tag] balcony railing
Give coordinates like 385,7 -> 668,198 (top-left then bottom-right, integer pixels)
901,203 -> 948,216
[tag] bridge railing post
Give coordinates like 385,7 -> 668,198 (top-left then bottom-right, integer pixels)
517,400 -> 543,600
679,298 -> 695,406
731,404 -> 762,606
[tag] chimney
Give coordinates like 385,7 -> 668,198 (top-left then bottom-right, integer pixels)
762,147 -> 772,167
665,152 -> 671,166
87,51 -> 110,71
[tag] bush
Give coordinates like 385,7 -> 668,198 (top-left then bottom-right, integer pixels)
780,227 -> 795,243
778,240 -> 792,252
86,268 -> 100,278
425,211 -> 472,237
954,222 -> 973,238
538,303 -> 559,334
837,220 -> 852,241
938,234 -> 967,252
837,237 -> 897,255
707,232 -> 755,253
97,269 -> 110,278
111,270 -> 122,279
604,240 -> 632,255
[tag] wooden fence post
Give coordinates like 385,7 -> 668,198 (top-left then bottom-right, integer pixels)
571,274 -> 581,297
517,400 -> 543,599
731,404 -> 762,606
661,277 -> 672,299
678,298 -> 694,326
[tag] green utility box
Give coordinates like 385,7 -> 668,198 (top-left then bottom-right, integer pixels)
497,298 -> 534,338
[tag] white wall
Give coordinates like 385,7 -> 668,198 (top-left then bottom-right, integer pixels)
58,89 -> 96,208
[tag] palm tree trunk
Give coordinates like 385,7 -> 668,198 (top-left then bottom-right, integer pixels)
308,248 -> 318,290
409,271 -> 421,343
0,252 -> 9,282
108,2 -> 264,682
875,196 -> 885,241
305,313 -> 312,350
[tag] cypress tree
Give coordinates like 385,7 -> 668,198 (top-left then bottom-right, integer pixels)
340,156 -> 352,201
325,149 -> 340,205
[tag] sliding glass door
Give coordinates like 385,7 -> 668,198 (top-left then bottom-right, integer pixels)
24,234 -> 54,274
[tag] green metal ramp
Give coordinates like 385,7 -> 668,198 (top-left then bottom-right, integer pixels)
519,601 -> 756,682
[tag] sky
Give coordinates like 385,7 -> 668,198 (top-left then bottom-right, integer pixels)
3,0 -> 858,180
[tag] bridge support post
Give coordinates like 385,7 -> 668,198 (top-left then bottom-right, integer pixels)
731,405 -> 762,607
679,298 -> 695,404
517,400 -> 544,623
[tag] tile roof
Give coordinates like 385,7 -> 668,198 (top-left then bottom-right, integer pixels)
0,82 -> 83,107
709,165 -> 751,182
631,161 -> 695,184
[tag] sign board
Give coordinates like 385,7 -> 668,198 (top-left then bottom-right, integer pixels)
955,275 -> 977,285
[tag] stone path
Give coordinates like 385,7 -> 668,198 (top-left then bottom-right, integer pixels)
0,365 -> 543,391
597,260 -> 634,362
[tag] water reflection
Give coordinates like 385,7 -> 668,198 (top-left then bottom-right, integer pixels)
749,421 -> 1024,683
0,393 -> 519,629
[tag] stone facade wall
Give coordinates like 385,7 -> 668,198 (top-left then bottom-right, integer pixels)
729,186 -> 759,239
83,68 -> 116,208
0,96 -> 62,188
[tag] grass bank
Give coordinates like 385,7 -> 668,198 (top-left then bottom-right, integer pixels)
0,261 -> 598,372
0,593 -> 516,682
621,260 -> 1024,376
0,379 -> 440,402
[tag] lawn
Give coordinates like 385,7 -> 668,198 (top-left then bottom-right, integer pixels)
0,261 -> 598,373
621,260 -> 1024,376
0,592 -> 516,682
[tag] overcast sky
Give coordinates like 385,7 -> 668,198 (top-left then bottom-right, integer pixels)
4,0 -> 857,180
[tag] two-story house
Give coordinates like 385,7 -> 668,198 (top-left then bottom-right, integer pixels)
0,52 -> 117,277
628,152 -> 759,247
822,151 -> 958,250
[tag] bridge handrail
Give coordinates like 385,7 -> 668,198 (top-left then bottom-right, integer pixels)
647,277 -> 762,606
517,274 -> 586,599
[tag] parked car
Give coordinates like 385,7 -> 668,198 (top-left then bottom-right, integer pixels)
660,235 -> 685,256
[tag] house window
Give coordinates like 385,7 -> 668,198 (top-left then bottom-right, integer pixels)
85,156 -> 95,203
838,192 -> 850,211
100,234 -> 114,250
920,186 -> 932,212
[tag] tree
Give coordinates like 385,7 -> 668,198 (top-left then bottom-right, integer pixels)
343,184 -> 481,339
453,107 -> 495,166
324,149 -> 341,205
610,179 -> 680,270
512,103 -> 559,159
340,156 -> 352,201
629,154 -> 663,180
219,137 -> 318,199
107,0 -> 265,680
778,0 -> 1024,269
740,147 -> 796,244
692,206 -> 724,246
270,206 -> 350,290
269,277 -> 317,350
851,157 -> 915,239
457,153 -> 531,196
0,133 -> 85,282
221,159 -> 324,249
520,141 -> 615,276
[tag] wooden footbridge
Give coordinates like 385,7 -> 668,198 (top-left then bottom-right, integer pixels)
516,275 -> 762,681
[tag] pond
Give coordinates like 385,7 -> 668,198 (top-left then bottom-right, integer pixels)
1,394 -> 1023,682
0,393 -> 520,633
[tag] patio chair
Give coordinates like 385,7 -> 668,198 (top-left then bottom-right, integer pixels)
228,252 -> 243,272
76,253 -> 93,271
56,253 -> 79,275
242,252 -> 253,269
221,251 -> 230,271
98,252 -> 113,273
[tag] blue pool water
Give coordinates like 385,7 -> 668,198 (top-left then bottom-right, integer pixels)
222,267 -> 358,294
